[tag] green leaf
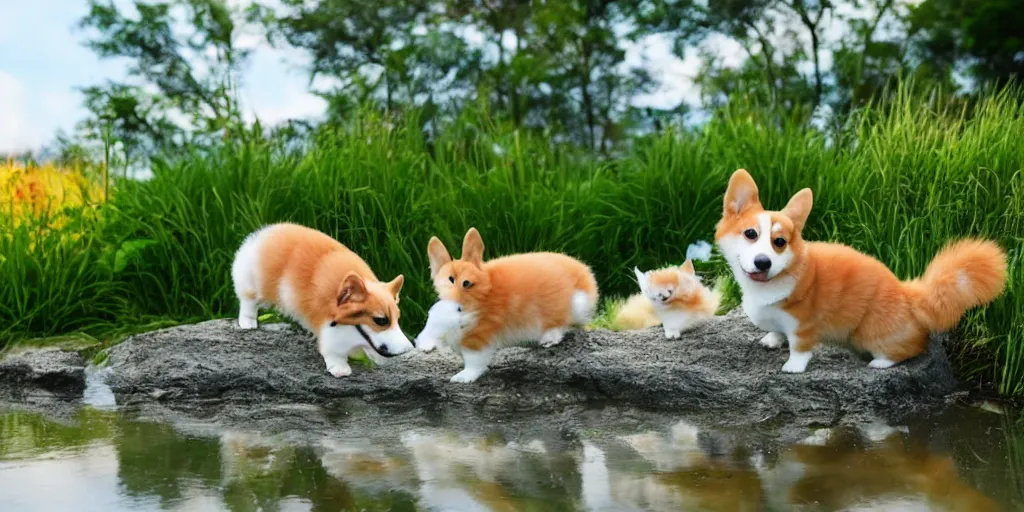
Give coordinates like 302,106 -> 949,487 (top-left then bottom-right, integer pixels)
113,239 -> 158,273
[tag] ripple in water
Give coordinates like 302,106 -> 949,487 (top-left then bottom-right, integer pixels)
82,366 -> 116,410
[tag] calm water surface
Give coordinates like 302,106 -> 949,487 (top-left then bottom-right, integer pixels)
1,402 -> 1022,511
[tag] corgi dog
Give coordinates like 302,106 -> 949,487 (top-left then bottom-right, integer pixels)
614,260 -> 721,338
231,223 -> 415,377
426,228 -> 599,383
715,169 -> 1007,373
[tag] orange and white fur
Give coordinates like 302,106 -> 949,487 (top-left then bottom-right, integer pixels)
715,169 -> 1007,373
614,260 -> 720,338
426,228 -> 599,383
231,223 -> 415,377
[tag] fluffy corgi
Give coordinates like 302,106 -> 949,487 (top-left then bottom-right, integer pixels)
613,260 -> 721,338
715,169 -> 1007,373
231,223 -> 415,377
426,228 -> 599,383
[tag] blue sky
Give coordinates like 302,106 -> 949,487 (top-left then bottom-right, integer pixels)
0,0 -> 331,154
0,1 -> 746,154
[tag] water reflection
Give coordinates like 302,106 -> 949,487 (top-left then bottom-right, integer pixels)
0,406 -> 1019,511
764,425 -> 1001,511
581,421 -> 764,511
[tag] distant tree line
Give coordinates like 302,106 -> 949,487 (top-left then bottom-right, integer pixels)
51,0 -> 1024,167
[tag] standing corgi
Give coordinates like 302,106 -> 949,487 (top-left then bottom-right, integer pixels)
715,169 -> 1007,373
426,228 -> 599,383
231,223 -> 415,377
614,260 -> 721,338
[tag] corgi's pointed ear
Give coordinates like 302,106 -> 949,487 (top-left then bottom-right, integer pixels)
680,259 -> 695,274
633,266 -> 649,292
385,274 -> 404,302
427,237 -> 452,277
782,188 -> 813,234
337,272 -> 367,305
723,169 -> 760,217
461,227 -> 484,267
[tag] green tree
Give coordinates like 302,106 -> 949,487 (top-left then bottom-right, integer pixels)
76,0 -> 252,156
908,0 -> 1024,87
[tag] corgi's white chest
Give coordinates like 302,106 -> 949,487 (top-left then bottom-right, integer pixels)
742,301 -> 797,334
739,276 -> 799,335
654,306 -> 705,330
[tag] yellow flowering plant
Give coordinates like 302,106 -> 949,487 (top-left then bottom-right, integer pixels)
0,161 -> 105,230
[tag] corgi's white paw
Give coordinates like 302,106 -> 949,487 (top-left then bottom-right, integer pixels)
664,328 -> 682,339
238,316 -> 258,329
782,360 -> 806,372
781,361 -> 806,373
450,369 -> 485,383
323,354 -> 352,378
868,357 -> 897,369
759,332 -> 784,349
452,348 -> 494,383
781,351 -> 812,373
417,337 -> 438,352
539,328 -> 567,348
327,363 -> 352,378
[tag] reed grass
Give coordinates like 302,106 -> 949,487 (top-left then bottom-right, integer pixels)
2,85 -> 1022,395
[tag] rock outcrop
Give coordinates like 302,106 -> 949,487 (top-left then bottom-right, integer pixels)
0,347 -> 86,397
99,311 -> 958,426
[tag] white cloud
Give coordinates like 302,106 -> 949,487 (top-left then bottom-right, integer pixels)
0,71 -> 91,154
0,71 -> 29,152
626,32 -> 746,110
627,34 -> 703,109
242,82 -> 327,126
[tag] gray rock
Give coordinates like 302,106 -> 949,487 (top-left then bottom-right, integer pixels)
105,311 -> 958,427
0,348 -> 86,396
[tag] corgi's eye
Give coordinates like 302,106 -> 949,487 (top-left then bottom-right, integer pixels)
743,228 -> 758,240
773,237 -> 787,248
448,276 -> 455,283
373,316 -> 389,327
330,321 -> 337,327
463,280 -> 473,289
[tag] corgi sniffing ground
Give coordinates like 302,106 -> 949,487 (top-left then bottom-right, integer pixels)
426,228 -> 599,383
715,169 -> 1007,373
613,260 -> 721,338
231,223 -> 415,377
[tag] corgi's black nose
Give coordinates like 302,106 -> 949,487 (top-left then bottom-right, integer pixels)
378,344 -> 391,356
754,255 -> 772,271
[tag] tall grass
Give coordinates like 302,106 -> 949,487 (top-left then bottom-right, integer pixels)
2,85 -> 1022,396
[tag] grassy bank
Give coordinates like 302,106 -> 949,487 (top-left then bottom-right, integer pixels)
2,87 -> 1022,396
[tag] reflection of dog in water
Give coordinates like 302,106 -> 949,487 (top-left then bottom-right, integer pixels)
580,420 -> 765,512
400,430 -> 558,512
317,438 -> 414,493
219,431 -> 297,484
760,424 -> 1000,512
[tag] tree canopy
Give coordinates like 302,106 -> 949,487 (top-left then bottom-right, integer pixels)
57,0 -> 1023,163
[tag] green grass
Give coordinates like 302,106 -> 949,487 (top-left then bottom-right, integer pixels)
2,84 -> 1023,396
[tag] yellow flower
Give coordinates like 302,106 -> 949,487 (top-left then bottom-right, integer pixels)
0,161 -> 105,230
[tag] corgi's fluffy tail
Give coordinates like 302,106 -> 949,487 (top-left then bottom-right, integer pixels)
612,294 -> 660,330
908,239 -> 1008,332
571,266 -> 600,325
571,290 -> 597,325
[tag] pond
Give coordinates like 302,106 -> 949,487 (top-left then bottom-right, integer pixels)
1,399 -> 1021,511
